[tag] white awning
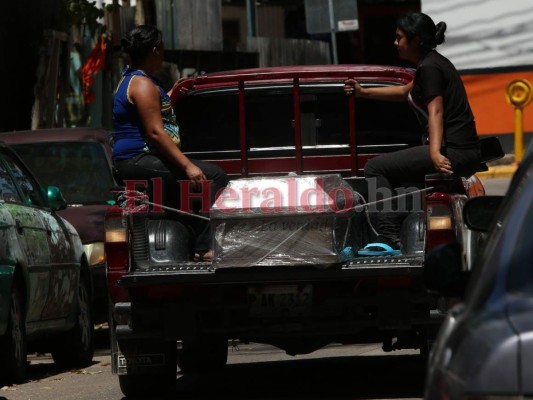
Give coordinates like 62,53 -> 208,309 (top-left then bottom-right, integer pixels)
422,0 -> 533,70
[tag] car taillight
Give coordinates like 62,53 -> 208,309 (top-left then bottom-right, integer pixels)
426,198 -> 455,252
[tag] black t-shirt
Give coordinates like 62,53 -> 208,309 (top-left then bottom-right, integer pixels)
409,51 -> 478,148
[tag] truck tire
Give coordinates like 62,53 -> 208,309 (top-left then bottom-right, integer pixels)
51,276 -> 94,368
177,337 -> 228,374
118,341 -> 177,398
0,284 -> 27,383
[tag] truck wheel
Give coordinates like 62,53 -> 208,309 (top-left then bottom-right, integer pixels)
0,284 -> 27,383
177,337 -> 228,374
118,341 -> 177,398
51,277 -> 94,368
417,326 -> 435,360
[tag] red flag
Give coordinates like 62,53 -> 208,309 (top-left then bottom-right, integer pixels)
82,35 -> 106,104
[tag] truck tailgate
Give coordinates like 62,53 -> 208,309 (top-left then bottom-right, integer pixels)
119,254 -> 424,287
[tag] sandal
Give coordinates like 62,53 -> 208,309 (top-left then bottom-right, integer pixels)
357,242 -> 401,257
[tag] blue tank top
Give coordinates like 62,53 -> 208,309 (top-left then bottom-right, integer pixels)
112,67 -> 181,160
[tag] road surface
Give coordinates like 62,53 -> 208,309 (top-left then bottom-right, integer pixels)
1,330 -> 425,400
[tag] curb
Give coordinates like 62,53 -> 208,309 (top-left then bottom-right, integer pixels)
476,164 -> 518,180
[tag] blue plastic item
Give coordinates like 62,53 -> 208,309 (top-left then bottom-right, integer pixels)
357,242 -> 400,257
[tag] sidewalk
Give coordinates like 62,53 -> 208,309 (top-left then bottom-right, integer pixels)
475,154 -> 518,179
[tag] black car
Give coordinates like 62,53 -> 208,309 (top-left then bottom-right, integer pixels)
424,142 -> 533,399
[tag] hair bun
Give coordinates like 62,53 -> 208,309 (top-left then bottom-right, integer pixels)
435,21 -> 447,45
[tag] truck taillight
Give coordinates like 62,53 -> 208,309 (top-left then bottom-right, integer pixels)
427,204 -> 453,230
105,211 -> 131,303
106,227 -> 127,243
426,202 -> 454,252
105,213 -> 129,271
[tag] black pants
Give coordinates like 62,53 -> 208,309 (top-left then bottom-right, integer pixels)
114,153 -> 229,253
364,145 -> 481,242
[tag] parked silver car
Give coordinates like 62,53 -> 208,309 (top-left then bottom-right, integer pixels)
0,142 -> 93,383
424,143 -> 533,399
0,128 -> 116,324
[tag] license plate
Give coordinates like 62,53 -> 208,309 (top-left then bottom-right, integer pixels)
247,285 -> 312,317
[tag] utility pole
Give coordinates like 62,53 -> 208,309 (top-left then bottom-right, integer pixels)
328,0 -> 338,64
246,0 -> 257,37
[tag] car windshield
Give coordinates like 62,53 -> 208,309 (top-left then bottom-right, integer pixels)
11,141 -> 114,204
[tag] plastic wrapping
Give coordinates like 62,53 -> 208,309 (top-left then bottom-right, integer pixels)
211,174 -> 357,268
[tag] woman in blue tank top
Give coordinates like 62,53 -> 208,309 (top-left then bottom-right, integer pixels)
113,25 -> 228,261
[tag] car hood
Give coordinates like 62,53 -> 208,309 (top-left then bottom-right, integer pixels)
57,204 -> 109,244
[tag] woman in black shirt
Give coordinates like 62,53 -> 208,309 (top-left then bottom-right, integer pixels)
344,12 -> 481,252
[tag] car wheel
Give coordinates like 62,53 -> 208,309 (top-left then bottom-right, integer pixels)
0,284 -> 27,383
177,336 -> 228,374
117,340 -> 177,398
51,277 -> 94,368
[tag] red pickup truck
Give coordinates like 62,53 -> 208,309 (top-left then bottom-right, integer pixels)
104,65 -> 502,397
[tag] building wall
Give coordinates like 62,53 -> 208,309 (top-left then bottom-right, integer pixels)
257,5 -> 286,38
222,5 -> 286,44
241,37 -> 330,67
222,5 -> 248,45
155,0 -> 223,51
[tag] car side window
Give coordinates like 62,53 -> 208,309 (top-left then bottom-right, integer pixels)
0,160 -> 22,203
2,154 -> 46,207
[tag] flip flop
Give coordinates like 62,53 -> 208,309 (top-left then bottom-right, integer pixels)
357,242 -> 400,257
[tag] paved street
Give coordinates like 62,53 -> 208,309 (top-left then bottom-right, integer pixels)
479,177 -> 511,195
1,329 -> 424,400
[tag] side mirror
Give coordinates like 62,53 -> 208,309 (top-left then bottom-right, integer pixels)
463,195 -> 504,232
424,243 -> 468,297
47,186 -> 67,211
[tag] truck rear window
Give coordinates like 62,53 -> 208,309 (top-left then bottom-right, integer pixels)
176,84 -> 422,155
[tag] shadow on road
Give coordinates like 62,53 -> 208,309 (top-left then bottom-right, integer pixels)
13,328 -> 111,384
170,353 -> 426,399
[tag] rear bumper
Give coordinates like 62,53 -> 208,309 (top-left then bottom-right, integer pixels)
112,255 -> 444,341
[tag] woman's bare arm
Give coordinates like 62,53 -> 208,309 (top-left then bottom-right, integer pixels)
427,95 -> 453,174
129,76 -> 206,183
344,79 -> 413,102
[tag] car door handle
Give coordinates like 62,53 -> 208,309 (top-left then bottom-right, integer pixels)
15,219 -> 24,234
